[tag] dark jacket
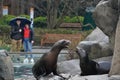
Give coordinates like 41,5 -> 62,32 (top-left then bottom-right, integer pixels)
10,25 -> 22,40
22,28 -> 34,42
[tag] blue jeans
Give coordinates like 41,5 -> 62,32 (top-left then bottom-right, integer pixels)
23,38 -> 33,58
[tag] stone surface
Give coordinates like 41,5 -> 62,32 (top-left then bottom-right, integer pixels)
77,27 -> 112,59
0,50 -> 14,80
109,17 -> 120,76
93,0 -> 119,49
93,0 -> 120,76
69,74 -> 120,80
15,74 -> 120,80
85,27 -> 109,43
57,59 -> 81,75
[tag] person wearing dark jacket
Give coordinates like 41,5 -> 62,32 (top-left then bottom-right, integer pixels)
23,24 -> 34,63
10,20 -> 22,52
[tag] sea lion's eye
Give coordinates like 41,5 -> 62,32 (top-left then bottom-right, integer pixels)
76,50 -> 78,53
62,41 -> 66,44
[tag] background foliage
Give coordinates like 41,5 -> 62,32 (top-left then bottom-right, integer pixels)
0,15 -> 84,28
0,15 -> 93,50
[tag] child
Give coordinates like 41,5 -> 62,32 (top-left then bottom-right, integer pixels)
23,24 -> 34,63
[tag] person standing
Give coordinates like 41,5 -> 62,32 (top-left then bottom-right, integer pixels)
10,20 -> 22,52
23,24 -> 34,63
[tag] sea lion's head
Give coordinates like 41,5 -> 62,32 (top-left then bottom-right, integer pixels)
54,39 -> 71,48
76,47 -> 87,58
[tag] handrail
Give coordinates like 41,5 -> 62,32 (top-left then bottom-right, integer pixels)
8,52 -> 68,54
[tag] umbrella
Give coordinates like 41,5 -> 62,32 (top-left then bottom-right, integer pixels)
9,17 -> 31,27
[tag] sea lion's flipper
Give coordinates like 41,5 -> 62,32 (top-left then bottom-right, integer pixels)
52,65 -> 58,75
38,62 -> 47,76
55,74 -> 67,80
52,67 -> 66,80
36,75 -> 42,80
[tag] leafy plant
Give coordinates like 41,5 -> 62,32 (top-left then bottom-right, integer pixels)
0,25 -> 11,34
19,15 -> 30,19
63,16 -> 84,23
34,16 -> 47,28
0,15 -> 16,25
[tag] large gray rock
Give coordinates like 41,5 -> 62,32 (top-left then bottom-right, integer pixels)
93,0 -> 119,49
0,50 -> 14,80
57,59 -> 81,75
93,0 -> 120,75
109,16 -> 120,76
78,27 -> 112,59
85,27 -> 109,43
78,41 -> 112,59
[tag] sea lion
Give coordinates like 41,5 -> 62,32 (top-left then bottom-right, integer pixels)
32,39 -> 71,80
76,47 -> 111,76
0,76 -> 4,80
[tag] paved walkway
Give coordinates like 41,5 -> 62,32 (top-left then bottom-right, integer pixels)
32,47 -> 69,53
10,46 -> 70,63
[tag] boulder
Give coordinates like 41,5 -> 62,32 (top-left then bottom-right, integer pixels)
0,50 -> 14,80
93,0 -> 119,49
109,15 -> 120,76
77,27 -> 113,59
93,0 -> 120,75
85,27 -> 109,43
57,59 -> 81,75
78,41 -> 112,59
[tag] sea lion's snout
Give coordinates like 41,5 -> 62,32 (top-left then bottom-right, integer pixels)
65,40 -> 71,48
53,39 -> 71,48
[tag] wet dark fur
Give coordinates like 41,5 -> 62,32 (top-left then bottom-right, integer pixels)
32,39 -> 70,80
76,48 -> 111,76
0,76 -> 4,80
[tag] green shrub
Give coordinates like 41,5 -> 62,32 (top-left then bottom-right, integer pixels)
0,15 -> 31,26
34,28 -> 81,35
63,16 -> 71,23
0,27 -> 11,47
33,16 -> 84,28
34,16 -> 47,28
79,16 -> 84,24
19,15 -> 30,19
0,45 -> 11,51
63,16 -> 84,23
0,25 -> 11,34
36,28 -> 91,35
0,15 -> 16,25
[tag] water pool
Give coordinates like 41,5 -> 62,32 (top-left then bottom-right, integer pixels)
14,63 -> 34,79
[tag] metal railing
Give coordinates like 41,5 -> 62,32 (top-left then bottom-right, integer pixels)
8,52 -> 68,54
